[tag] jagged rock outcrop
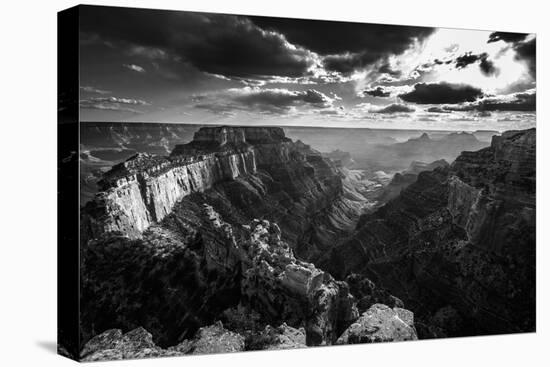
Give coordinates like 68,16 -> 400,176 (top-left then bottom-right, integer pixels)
322,128 -> 535,337
256,324 -> 307,350
81,200 -> 409,354
184,322 -> 246,355
80,196 -> 417,360
336,304 -> 417,344
80,322 -> 305,360
219,306 -> 307,350
80,327 -> 182,361
237,217 -> 359,345
79,322 -> 245,361
80,206 -> 413,360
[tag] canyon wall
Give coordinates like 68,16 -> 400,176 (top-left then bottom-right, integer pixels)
82,126 -> 365,262
82,127 -> 294,240
321,128 -> 536,337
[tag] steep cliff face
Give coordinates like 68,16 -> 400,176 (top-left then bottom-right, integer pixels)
82,126 -> 365,261
449,129 -> 535,255
321,128 -> 535,337
82,146 -> 256,240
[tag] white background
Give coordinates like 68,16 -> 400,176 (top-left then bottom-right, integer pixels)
0,0 -> 548,365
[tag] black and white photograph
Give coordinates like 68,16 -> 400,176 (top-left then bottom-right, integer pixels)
5,1 -> 549,366
54,4 -> 540,362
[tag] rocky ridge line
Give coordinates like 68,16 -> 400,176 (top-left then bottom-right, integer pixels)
79,204 -> 418,360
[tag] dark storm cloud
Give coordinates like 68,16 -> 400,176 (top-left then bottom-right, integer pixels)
364,87 -> 391,97
251,17 -> 434,73
79,6 -> 314,79
433,58 -> 453,65
235,88 -> 332,109
371,103 -> 415,114
454,52 -> 498,76
487,32 -> 528,44
487,31 -> 535,77
323,53 -> 372,74
514,38 -> 536,77
479,57 -> 498,76
455,53 -> 481,69
399,82 -> 484,104
446,92 -> 535,112
193,88 -> 334,114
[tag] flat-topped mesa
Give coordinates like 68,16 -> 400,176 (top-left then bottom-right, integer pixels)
84,144 -> 258,240
242,126 -> 289,144
171,127 -> 248,156
170,126 -> 290,157
83,126 -> 301,241
194,126 -> 247,145
192,126 -> 289,145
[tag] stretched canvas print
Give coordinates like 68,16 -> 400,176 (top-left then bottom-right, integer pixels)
58,4 -> 536,361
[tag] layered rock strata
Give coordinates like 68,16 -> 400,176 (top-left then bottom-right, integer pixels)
82,126 -> 367,262
82,126 -> 354,246
322,128 -> 536,336
83,148 -> 256,239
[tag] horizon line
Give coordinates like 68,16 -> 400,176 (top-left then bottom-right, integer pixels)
79,120 -> 504,133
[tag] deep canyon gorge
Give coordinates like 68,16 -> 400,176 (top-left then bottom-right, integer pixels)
69,125 -> 535,361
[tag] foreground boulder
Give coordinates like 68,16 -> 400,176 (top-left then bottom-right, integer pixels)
336,304 -> 418,344
80,322 -> 245,361
184,322 -> 245,355
254,324 -> 307,350
80,327 -> 182,361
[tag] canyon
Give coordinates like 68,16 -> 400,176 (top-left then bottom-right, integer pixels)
75,125 -> 535,360
320,128 -> 536,337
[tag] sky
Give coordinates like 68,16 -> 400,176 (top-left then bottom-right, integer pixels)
78,5 -> 536,131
